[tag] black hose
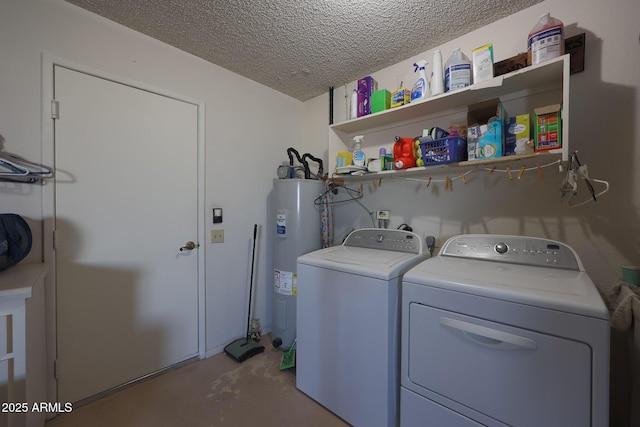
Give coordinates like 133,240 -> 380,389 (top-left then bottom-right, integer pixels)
286,147 -> 310,179
302,153 -> 324,179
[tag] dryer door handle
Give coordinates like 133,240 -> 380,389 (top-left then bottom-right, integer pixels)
440,317 -> 538,351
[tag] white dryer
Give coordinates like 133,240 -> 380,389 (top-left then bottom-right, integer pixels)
297,228 -> 430,427
401,234 -> 610,427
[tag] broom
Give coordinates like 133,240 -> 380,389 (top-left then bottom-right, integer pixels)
223,224 -> 265,362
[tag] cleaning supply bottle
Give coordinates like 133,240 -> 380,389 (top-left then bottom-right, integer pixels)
379,148 -> 388,170
410,60 -> 430,102
393,136 -> 416,169
431,50 -> 445,96
352,135 -> 366,167
350,89 -> 358,119
527,13 -> 564,66
444,48 -> 472,92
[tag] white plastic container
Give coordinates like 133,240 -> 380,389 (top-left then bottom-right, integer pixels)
444,48 -> 471,92
431,50 -> 444,96
527,13 -> 564,66
350,89 -> 358,119
410,60 -> 430,102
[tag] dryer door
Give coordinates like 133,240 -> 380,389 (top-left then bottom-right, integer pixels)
406,303 -> 591,426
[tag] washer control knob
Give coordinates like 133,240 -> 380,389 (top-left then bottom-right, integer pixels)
495,242 -> 508,254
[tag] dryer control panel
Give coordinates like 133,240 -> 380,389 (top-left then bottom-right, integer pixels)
343,228 -> 424,255
440,234 -> 581,270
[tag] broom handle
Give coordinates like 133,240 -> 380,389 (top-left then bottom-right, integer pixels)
246,224 -> 258,340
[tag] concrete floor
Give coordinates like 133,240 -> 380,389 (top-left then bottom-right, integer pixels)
45,336 -> 348,427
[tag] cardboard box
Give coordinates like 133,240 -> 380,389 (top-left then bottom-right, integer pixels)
472,44 -> 494,84
357,76 -> 378,117
505,114 -> 531,156
390,87 -> 410,108
494,52 -> 528,77
336,152 -> 352,168
494,34 -> 586,78
370,89 -> 391,114
467,98 -> 504,160
533,104 -> 562,151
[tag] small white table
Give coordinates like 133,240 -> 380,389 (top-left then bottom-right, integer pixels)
0,263 -> 48,427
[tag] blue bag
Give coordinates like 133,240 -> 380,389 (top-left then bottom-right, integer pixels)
0,214 -> 32,271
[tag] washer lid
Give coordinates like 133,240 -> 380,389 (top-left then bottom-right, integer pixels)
403,256 -> 609,319
298,245 -> 428,279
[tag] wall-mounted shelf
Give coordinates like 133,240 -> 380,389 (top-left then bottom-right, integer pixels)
329,55 -> 570,180
330,151 -> 562,182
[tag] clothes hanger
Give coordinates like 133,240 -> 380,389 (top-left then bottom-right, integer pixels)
0,151 -> 53,183
314,182 -> 363,206
0,156 -> 30,176
561,151 -> 609,207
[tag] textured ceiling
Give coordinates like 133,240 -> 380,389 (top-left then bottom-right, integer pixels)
65,0 -> 542,102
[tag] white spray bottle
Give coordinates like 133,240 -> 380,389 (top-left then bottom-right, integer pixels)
352,135 -> 366,167
410,60 -> 430,102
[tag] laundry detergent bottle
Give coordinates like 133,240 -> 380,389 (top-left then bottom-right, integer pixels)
410,60 -> 430,102
527,12 -> 564,66
393,136 -> 416,169
444,48 -> 471,92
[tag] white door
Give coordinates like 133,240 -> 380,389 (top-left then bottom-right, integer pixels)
53,66 -> 200,403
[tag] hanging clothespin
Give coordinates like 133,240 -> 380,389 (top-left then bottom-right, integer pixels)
517,165 -> 526,180
378,177 -> 382,188
487,167 -> 496,176
425,177 -> 432,187
460,172 -> 467,184
506,166 -> 513,180
536,164 -> 544,179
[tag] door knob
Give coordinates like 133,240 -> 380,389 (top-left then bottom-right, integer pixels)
180,241 -> 198,251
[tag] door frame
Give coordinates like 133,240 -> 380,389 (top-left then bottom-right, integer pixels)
40,54 -> 206,405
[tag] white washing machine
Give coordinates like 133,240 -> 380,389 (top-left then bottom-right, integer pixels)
401,234 -> 610,427
297,228 -> 430,427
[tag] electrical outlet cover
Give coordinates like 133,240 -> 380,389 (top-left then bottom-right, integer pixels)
376,210 -> 390,220
210,229 -> 224,243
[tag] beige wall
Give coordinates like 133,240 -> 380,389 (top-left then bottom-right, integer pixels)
302,0 -> 640,290
301,4 -> 640,421
2,0 -> 638,416
0,0 -> 304,356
